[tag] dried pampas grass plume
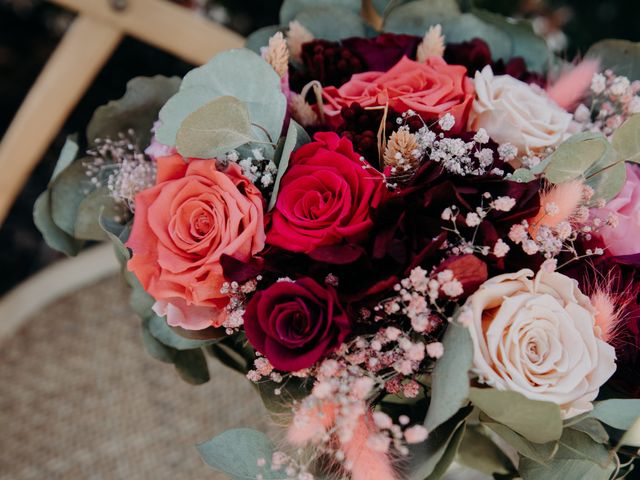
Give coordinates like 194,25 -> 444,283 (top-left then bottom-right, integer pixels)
547,59 -> 600,111
287,402 -> 336,447
287,20 -> 314,62
383,128 -> 421,175
342,415 -> 397,480
264,31 -> 289,78
416,24 -> 445,62
590,289 -> 623,344
528,179 -> 586,238
290,93 -> 319,127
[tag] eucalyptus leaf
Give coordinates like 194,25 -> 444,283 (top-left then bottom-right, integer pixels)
406,406 -> 472,480
99,214 -> 131,263
197,428 -> 286,479
245,25 -> 282,53
148,314 -> 220,350
569,418 -> 609,444
590,399 -> 640,430
293,6 -> 366,41
612,114 -> 640,163
383,0 -> 460,36
51,135 -> 79,181
509,168 -> 536,183
141,317 -> 176,364
50,157 -> 97,237
542,132 -> 609,184
157,49 -> 286,150
424,423 -> 466,480
583,141 -> 627,203
424,321 -> 473,432
280,0 -> 361,25
519,429 -> 616,480
483,420 -> 558,465
176,96 -> 254,159
174,348 -> 210,385
469,388 -> 562,443
441,13 -> 511,62
456,424 -> 515,476
87,75 -> 180,148
74,187 -> 127,241
33,192 -> 84,256
268,120 -> 310,210
619,417 -> 640,447
586,39 -> 640,81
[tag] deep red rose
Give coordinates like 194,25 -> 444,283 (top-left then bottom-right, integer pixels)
243,277 -> 351,371
342,33 -> 422,72
267,132 -> 387,253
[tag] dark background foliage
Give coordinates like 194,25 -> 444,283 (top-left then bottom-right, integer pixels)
0,0 -> 639,295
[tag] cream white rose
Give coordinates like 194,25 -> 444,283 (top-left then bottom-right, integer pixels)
464,268 -> 616,418
469,66 -> 572,155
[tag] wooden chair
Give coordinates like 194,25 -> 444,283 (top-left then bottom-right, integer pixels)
0,0 -> 244,224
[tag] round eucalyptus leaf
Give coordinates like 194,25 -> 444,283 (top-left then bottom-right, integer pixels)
280,0 -> 361,25
587,39 -> 640,81
612,114 -> 640,163
294,6 -> 366,41
245,25 -> 282,53
383,0 -> 460,36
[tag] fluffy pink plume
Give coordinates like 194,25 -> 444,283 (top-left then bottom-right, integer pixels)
342,415 -> 396,480
591,289 -> 621,343
529,179 -> 585,237
547,59 -> 600,110
287,402 -> 336,446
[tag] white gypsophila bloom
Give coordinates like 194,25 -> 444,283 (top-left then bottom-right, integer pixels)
464,269 -> 616,418
470,66 -> 572,155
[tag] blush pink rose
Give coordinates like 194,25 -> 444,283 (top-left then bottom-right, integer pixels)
127,154 -> 265,329
592,163 -> 640,256
322,56 -> 475,133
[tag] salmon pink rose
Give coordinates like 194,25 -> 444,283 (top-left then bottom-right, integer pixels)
127,154 -> 265,330
322,56 -> 475,133
267,132 -> 386,253
243,277 -> 350,371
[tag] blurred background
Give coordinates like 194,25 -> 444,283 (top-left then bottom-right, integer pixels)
0,1 -> 639,478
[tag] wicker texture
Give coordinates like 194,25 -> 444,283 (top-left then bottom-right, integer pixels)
0,276 -> 267,479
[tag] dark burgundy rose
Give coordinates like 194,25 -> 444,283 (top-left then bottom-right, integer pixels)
445,38 -> 546,87
289,39 -> 365,93
444,38 -> 493,75
243,277 -> 351,371
342,33 -> 421,72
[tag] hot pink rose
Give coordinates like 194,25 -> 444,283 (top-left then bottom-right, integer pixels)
322,56 -> 475,133
266,132 -> 386,253
127,154 -> 265,329
592,163 -> 640,256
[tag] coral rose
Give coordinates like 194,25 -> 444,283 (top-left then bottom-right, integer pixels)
322,56 -> 475,134
267,132 -> 386,254
469,66 -> 571,155
243,278 -> 351,371
127,154 -> 265,329
592,163 -> 640,256
464,268 -> 616,418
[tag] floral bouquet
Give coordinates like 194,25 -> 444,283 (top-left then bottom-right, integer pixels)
34,0 -> 640,479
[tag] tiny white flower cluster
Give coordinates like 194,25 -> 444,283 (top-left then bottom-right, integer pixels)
575,70 -> 640,136
255,450 -> 314,480
223,148 -> 278,190
85,131 -> 156,213
440,193 -> 516,258
220,276 -> 260,334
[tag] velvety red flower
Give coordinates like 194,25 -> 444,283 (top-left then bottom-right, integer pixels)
342,33 -> 422,72
322,56 -> 475,134
445,38 -> 546,87
243,277 -> 351,371
266,132 -> 387,254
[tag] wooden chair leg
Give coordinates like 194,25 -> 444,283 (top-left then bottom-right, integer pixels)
0,15 -> 123,224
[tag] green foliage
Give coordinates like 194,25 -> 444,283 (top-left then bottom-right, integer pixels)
424,321 -> 473,431
157,49 -> 286,152
482,419 -> 558,464
406,406 -> 472,480
469,388 -> 563,443
612,114 -> 640,164
587,40 -> 640,82
245,25 -> 282,53
87,75 -> 180,148
569,418 -> 609,444
279,0 -> 361,25
174,348 -> 210,385
518,429 -> 616,480
175,96 -> 254,159
197,428 -> 286,479
456,424 -> 516,476
268,120 -> 310,210
383,0 -> 460,36
147,314 -> 221,351
293,5 -> 366,41
590,399 -> 640,430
